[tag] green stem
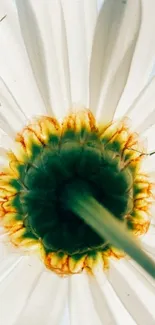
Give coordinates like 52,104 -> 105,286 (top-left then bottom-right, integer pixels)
67,186 -> 155,278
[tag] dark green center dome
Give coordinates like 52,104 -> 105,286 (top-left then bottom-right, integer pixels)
2,111 -> 149,274
13,129 -> 133,255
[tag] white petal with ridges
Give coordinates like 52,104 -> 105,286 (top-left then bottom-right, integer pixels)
142,155 -> 155,174
61,0 -> 89,106
0,76 -> 23,137
47,1 -> 71,116
129,259 -> 155,289
115,0 -> 155,118
0,243 -> 13,264
0,0 -> 46,118
0,239 -> 23,264
14,272 -> 68,325
136,110 -> 155,134
89,275 -> 117,324
143,244 -> 155,258
97,43 -> 139,122
0,119 -> 15,139
89,0 -> 141,120
108,260 -> 155,325
124,77 -> 155,132
143,124 -> 155,153
15,0 -> 53,116
95,270 -> 136,325
0,257 -> 44,325
16,0 -> 73,120
141,224 -> 155,249
69,273 -> 102,325
0,76 -> 27,132
0,255 -> 23,286
83,0 -> 98,59
90,0 -> 125,113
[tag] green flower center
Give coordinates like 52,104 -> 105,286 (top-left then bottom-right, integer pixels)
12,129 -> 134,255
1,112 -> 151,274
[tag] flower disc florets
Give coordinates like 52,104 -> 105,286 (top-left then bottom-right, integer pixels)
0,110 -> 152,275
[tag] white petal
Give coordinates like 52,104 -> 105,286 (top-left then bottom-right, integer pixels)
0,148 -> 8,160
0,119 -> 15,139
14,272 -> 68,325
89,275 -> 117,324
89,0 -> 141,120
141,224 -> 155,249
83,0 -> 98,59
16,0 -> 74,120
108,260 -> 155,325
90,0 -> 124,113
136,110 -> 155,134
0,239 -> 22,264
151,209 -> 155,224
0,243 -> 11,263
95,270 -> 137,325
115,0 -> 155,118
142,154 -> 155,174
143,124 -> 155,153
60,304 -> 70,325
143,244 -> 155,258
61,0 -> 94,106
0,0 -> 46,118
0,76 -> 27,132
47,1 -> 72,116
0,256 -> 44,325
15,0 -> 53,116
98,45 -> 138,122
0,134 -> 14,152
0,255 -> 23,286
129,259 -> 155,289
69,273 -> 102,325
125,77 -> 155,132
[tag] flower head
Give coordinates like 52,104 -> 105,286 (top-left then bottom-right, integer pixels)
0,110 -> 152,276
0,0 -> 155,324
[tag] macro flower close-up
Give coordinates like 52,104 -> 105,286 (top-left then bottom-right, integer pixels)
0,0 -> 155,324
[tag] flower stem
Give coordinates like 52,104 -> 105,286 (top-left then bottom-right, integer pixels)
67,185 -> 155,278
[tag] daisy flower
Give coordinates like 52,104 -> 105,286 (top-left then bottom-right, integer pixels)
0,0 -> 155,324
